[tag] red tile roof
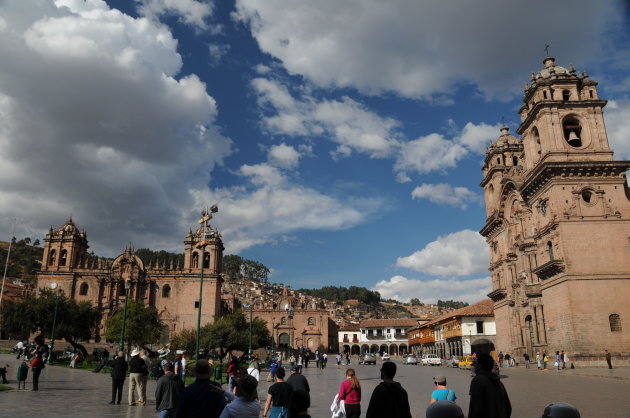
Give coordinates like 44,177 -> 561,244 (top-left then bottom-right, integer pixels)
338,324 -> 360,331
424,299 -> 494,327
359,318 -> 421,328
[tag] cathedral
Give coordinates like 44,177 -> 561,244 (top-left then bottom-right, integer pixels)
481,56 -> 630,366
36,218 -> 224,342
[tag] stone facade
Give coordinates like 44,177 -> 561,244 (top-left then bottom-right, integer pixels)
250,289 -> 338,353
480,56 -> 630,366
37,218 -> 223,342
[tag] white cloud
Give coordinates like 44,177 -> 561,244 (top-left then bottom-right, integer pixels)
396,230 -> 489,276
0,0 -> 231,255
234,0 -> 620,100
268,143 -> 300,169
135,0 -> 214,30
411,183 -> 481,209
395,133 -> 468,177
458,122 -> 499,154
208,43 -> 230,63
252,78 -> 400,158
605,99 -> 630,159
373,275 -> 491,305
192,164 -> 383,252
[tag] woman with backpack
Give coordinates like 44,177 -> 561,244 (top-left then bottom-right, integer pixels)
429,375 -> 456,404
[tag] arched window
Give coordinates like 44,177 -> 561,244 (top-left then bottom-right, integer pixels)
562,116 -> 582,147
562,90 -> 570,101
162,284 -> 171,298
307,317 -> 314,325
79,282 -> 89,295
609,314 -> 622,332
49,249 -> 57,266
543,90 -> 548,99
60,250 -> 68,266
203,253 -> 210,269
547,241 -> 554,261
512,156 -> 518,166
281,317 -> 287,325
192,252 -> 199,268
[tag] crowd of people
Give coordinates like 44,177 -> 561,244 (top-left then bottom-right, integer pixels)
4,340 -> 587,418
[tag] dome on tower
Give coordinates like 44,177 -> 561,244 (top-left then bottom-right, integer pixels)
533,56 -> 572,80
489,126 -> 521,150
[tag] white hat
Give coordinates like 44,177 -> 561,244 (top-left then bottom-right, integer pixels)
131,348 -> 141,356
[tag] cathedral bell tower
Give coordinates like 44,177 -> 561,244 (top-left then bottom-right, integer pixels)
42,217 -> 89,272
481,56 -> 630,366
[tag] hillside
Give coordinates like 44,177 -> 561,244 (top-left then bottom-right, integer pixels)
0,239 -> 43,282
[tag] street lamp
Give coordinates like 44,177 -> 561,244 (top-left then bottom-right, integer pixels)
286,307 -> 294,356
195,205 -> 217,362
243,302 -> 254,361
119,280 -> 131,353
48,282 -> 61,364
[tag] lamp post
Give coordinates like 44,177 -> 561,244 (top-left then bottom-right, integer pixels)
286,307 -> 294,356
48,282 -> 61,364
119,280 -> 131,353
242,302 -> 254,361
194,205 -> 217,362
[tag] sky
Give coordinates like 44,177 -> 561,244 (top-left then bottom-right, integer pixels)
1,0 -> 630,304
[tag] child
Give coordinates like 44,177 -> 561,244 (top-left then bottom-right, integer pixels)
17,361 -> 29,389
0,364 -> 8,384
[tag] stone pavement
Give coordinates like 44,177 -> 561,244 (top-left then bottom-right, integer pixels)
2,354 -> 630,417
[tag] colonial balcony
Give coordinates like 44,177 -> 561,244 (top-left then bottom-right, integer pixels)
352,337 -> 359,343
365,335 -> 385,340
442,329 -> 462,339
524,283 -> 542,298
416,336 -> 435,344
533,259 -> 565,280
488,288 -> 507,301
342,338 -> 349,343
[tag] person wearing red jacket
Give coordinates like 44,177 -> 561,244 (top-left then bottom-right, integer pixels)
29,341 -> 46,391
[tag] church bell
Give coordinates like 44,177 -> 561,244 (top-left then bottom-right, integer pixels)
567,130 -> 581,146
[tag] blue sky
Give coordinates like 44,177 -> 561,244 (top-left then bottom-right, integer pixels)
1,0 -> 629,303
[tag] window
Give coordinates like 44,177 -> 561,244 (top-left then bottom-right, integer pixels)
60,250 -> 68,266
512,156 -> 518,166
562,90 -> 570,101
377,329 -> 383,336
281,317 -> 287,325
610,314 -> 622,332
562,116 -> 582,147
49,249 -> 57,266
362,329 -> 366,334
589,90 -> 593,98
543,90 -> 548,99
476,321 -> 484,334
344,334 -> 348,339
547,241 -> 554,261
192,252 -> 199,268
540,199 -> 547,215
79,282 -> 89,295
581,190 -> 593,204
307,317 -> 314,325
203,253 -> 210,269
162,284 -> 171,298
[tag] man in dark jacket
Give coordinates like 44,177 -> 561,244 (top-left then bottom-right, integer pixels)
366,361 -> 411,418
110,351 -> 128,404
468,353 -> 511,418
176,359 -> 226,418
286,365 -> 310,393
155,362 -> 183,417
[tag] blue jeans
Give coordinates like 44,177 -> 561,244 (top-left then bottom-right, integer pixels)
159,409 -> 176,418
269,406 -> 289,418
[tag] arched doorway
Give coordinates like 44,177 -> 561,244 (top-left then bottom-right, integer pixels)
399,344 -> 407,356
343,344 -> 350,354
351,345 -> 361,355
389,344 -> 398,356
471,338 -> 495,356
370,344 -> 379,353
379,344 -> 388,355
278,332 -> 290,350
361,344 -> 369,354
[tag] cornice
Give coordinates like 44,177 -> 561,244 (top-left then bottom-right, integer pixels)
517,100 -> 607,135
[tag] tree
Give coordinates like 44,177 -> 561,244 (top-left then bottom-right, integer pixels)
410,298 -> 422,306
437,299 -> 469,309
0,289 -> 101,357
202,311 -> 270,361
223,255 -> 243,280
105,299 -> 162,346
33,239 -> 40,246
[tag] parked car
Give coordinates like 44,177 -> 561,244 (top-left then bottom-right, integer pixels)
421,354 -> 441,366
459,355 -> 475,370
404,355 -> 418,365
381,353 -> 391,362
447,356 -> 460,368
359,353 -> 376,365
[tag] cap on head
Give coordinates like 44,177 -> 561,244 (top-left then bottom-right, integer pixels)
433,374 -> 447,385
542,403 -> 581,418
131,348 -> 141,357
426,400 -> 464,418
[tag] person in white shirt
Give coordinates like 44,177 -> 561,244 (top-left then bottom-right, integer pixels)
247,362 -> 260,381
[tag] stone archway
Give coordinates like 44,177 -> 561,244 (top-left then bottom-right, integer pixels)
343,344 -> 350,354
351,345 -> 361,355
370,344 -> 379,354
399,344 -> 407,356
389,344 -> 398,356
379,344 -> 388,355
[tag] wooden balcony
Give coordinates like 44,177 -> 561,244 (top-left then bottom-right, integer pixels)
442,329 -> 462,339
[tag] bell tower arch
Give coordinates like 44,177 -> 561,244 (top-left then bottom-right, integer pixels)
42,217 -> 89,272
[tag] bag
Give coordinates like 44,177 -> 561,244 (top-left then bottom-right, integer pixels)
331,394 -> 346,418
554,361 -> 559,367
266,373 -> 272,382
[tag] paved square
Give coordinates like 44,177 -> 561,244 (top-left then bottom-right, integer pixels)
2,354 -> 629,417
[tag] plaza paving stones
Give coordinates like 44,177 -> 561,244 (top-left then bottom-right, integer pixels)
2,354 -> 630,417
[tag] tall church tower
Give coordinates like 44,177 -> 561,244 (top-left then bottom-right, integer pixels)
481,56 -> 630,366
41,217 -> 89,272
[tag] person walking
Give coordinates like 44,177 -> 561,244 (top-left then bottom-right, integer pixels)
468,353 -> 511,418
336,353 -> 342,369
561,351 -> 567,369
555,351 -> 561,370
155,362 -> 183,418
536,352 -> 541,370
140,350 -> 151,405
227,357 -> 238,393
270,358 -> 279,383
109,351 -> 127,405
128,348 -> 147,406
322,353 -> 328,369
542,352 -> 549,371
219,374 -> 261,418
286,365 -> 310,393
338,368 -> 361,418
177,359 -> 226,418
523,353 -> 530,368
366,362 -> 411,418
263,366 -> 293,418
605,350 -> 613,369
174,354 -> 185,383
497,352 -> 504,368
246,361 -> 260,382
429,374 -> 456,404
